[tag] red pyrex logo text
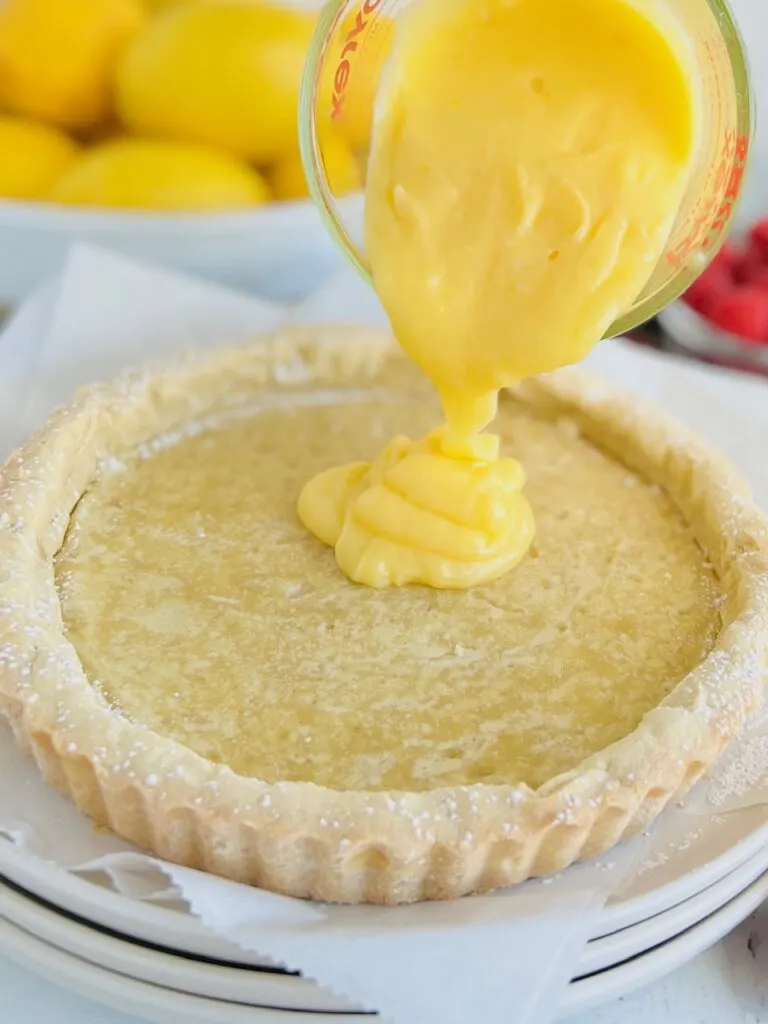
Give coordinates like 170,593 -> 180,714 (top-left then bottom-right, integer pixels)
666,130 -> 750,268
331,0 -> 382,121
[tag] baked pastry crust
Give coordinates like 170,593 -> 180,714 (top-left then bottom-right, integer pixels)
1,325 -> 768,904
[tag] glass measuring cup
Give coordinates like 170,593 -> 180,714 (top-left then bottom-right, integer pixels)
299,0 -> 754,338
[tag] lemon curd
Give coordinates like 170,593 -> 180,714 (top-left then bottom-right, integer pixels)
299,0 -> 699,589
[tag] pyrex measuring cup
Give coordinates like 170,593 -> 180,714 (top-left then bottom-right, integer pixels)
299,0 -> 754,337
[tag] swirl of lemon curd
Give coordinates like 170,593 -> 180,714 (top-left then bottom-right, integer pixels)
298,426 -> 535,589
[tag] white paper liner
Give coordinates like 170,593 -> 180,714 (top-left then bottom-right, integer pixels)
1,246 -> 768,1024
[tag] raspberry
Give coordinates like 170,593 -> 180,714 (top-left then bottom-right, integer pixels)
683,264 -> 732,316
733,250 -> 766,285
735,255 -> 768,291
749,219 -> 768,260
707,287 -> 768,342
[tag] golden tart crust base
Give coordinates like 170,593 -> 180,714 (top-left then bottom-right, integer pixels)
1,325 -> 768,904
54,364 -> 722,793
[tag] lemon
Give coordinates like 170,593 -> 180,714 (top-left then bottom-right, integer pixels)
0,116 -> 80,200
49,138 -> 270,211
269,135 -> 362,201
116,1 -> 316,165
0,0 -> 145,132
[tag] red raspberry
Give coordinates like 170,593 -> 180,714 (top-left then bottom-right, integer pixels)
737,260 -> 768,291
707,287 -> 768,343
734,253 -> 753,283
749,219 -> 768,260
733,250 -> 768,285
683,264 -> 732,316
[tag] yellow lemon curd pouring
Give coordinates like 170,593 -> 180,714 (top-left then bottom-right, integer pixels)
299,0 -> 699,590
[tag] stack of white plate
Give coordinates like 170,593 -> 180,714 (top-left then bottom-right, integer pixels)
2,804 -> 768,1024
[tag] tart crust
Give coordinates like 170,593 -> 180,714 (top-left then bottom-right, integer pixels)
1,325 -> 768,904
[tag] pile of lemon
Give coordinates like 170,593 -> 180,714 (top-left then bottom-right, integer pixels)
0,0 -> 368,211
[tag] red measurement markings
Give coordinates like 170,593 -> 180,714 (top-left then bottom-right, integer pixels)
667,129 -> 750,268
331,0 -> 382,121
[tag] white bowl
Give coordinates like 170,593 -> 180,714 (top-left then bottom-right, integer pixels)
0,195 -> 362,305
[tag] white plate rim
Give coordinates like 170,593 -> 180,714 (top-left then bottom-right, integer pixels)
597,814 -> 768,935
0,916 -> 356,1024
4,808 -> 768,966
558,869 -> 768,1018
3,841 -> 768,1013
0,878 -> 358,1014
3,874 -> 767,1024
580,839 -> 768,974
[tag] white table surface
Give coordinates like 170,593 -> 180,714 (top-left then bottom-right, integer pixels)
3,900 -> 768,1024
